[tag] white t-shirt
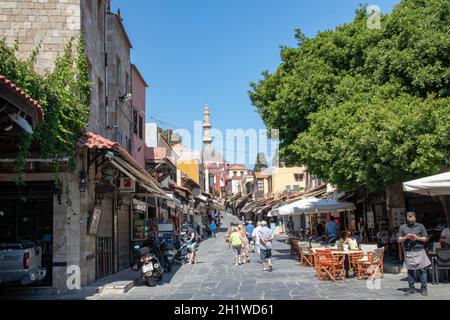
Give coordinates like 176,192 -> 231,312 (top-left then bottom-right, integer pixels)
441,228 -> 450,244
252,226 -> 262,241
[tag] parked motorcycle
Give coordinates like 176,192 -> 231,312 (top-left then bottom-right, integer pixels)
132,244 -> 163,287
173,239 -> 189,265
158,240 -> 175,273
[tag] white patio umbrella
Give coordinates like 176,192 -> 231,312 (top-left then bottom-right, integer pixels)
272,197 -> 356,217
403,172 -> 450,196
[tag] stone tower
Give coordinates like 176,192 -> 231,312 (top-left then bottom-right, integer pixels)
203,103 -> 212,193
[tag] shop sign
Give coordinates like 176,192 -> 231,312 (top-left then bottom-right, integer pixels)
119,177 -> 135,192
133,199 -> 147,212
88,207 -> 102,235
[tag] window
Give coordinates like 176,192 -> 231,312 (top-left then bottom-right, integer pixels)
233,171 -> 237,177
116,56 -> 121,91
293,185 -> 300,191
286,185 -> 291,191
125,136 -> 130,152
118,128 -> 123,146
294,173 -> 304,181
139,115 -> 143,139
97,0 -> 103,33
97,78 -> 104,122
133,110 -> 138,135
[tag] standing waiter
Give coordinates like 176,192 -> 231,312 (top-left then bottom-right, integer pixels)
398,212 -> 431,296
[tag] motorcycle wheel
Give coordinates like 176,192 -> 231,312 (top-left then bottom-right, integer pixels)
146,275 -> 157,287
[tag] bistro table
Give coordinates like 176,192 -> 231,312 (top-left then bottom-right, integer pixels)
328,250 -> 364,278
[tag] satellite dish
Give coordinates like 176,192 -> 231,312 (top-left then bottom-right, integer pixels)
9,113 -> 33,134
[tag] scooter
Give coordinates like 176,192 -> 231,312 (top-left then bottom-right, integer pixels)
132,244 -> 163,287
159,240 -> 175,273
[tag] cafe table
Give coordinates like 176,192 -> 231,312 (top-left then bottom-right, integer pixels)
328,250 -> 364,277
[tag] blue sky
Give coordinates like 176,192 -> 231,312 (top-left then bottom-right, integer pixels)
110,0 -> 400,167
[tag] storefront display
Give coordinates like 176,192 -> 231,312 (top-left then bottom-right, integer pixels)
132,199 -> 148,241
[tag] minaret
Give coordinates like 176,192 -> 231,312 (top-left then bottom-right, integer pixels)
203,103 -> 212,156
203,102 -> 212,193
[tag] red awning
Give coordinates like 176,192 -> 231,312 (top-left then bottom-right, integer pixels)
78,131 -> 163,190
0,75 -> 44,122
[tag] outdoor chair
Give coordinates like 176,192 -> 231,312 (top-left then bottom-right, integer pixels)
297,241 -> 310,263
356,247 -> 384,280
291,239 -> 299,258
433,248 -> 450,284
314,249 -> 345,282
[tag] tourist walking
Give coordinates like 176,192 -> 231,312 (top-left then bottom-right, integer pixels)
257,221 -> 274,272
229,226 -> 243,265
238,224 -> 250,263
246,221 -> 255,252
209,220 -> 217,238
252,221 -> 263,254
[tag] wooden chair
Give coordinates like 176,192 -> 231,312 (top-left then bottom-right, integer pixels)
314,249 -> 345,282
291,239 -> 299,258
356,247 -> 384,280
297,241 -> 309,263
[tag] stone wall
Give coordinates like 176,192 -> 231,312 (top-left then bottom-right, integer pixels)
0,0 -> 108,136
106,12 -> 132,151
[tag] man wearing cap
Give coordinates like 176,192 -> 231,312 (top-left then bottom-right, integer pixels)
398,212 -> 431,296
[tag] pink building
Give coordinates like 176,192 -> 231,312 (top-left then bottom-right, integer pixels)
131,64 -> 148,168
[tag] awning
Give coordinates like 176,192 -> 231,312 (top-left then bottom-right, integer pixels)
78,132 -> 170,200
403,172 -> 450,196
270,197 -> 356,217
112,156 -> 170,199
196,194 -> 209,203
165,192 -> 182,209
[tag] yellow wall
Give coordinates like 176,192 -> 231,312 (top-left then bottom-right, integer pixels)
177,160 -> 200,184
271,167 -> 306,194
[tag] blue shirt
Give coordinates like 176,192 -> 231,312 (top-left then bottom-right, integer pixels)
209,223 -> 216,231
245,224 -> 254,238
326,221 -> 339,238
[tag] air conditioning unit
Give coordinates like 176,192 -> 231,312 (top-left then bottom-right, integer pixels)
286,185 -> 291,191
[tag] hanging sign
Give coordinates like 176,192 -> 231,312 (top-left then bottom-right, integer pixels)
133,199 -> 147,212
88,207 -> 102,235
119,177 -> 135,192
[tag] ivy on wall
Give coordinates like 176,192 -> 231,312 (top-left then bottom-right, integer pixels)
0,36 -> 91,183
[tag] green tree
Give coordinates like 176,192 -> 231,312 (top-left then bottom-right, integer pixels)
0,37 -> 90,182
249,0 -> 450,192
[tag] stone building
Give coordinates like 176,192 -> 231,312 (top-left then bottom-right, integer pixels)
0,0 -> 166,293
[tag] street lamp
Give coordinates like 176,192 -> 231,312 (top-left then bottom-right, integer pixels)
79,170 -> 87,192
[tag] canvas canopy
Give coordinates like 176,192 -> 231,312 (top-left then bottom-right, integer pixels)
403,172 -> 450,196
269,197 -> 356,217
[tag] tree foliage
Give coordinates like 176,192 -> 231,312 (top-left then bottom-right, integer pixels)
0,36 -> 91,182
249,0 -> 450,191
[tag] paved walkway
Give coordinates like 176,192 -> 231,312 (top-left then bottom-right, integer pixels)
86,214 -> 450,300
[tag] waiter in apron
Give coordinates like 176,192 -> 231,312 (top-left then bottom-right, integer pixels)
398,211 -> 431,296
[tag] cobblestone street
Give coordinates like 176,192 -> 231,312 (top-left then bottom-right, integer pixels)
87,214 -> 450,300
